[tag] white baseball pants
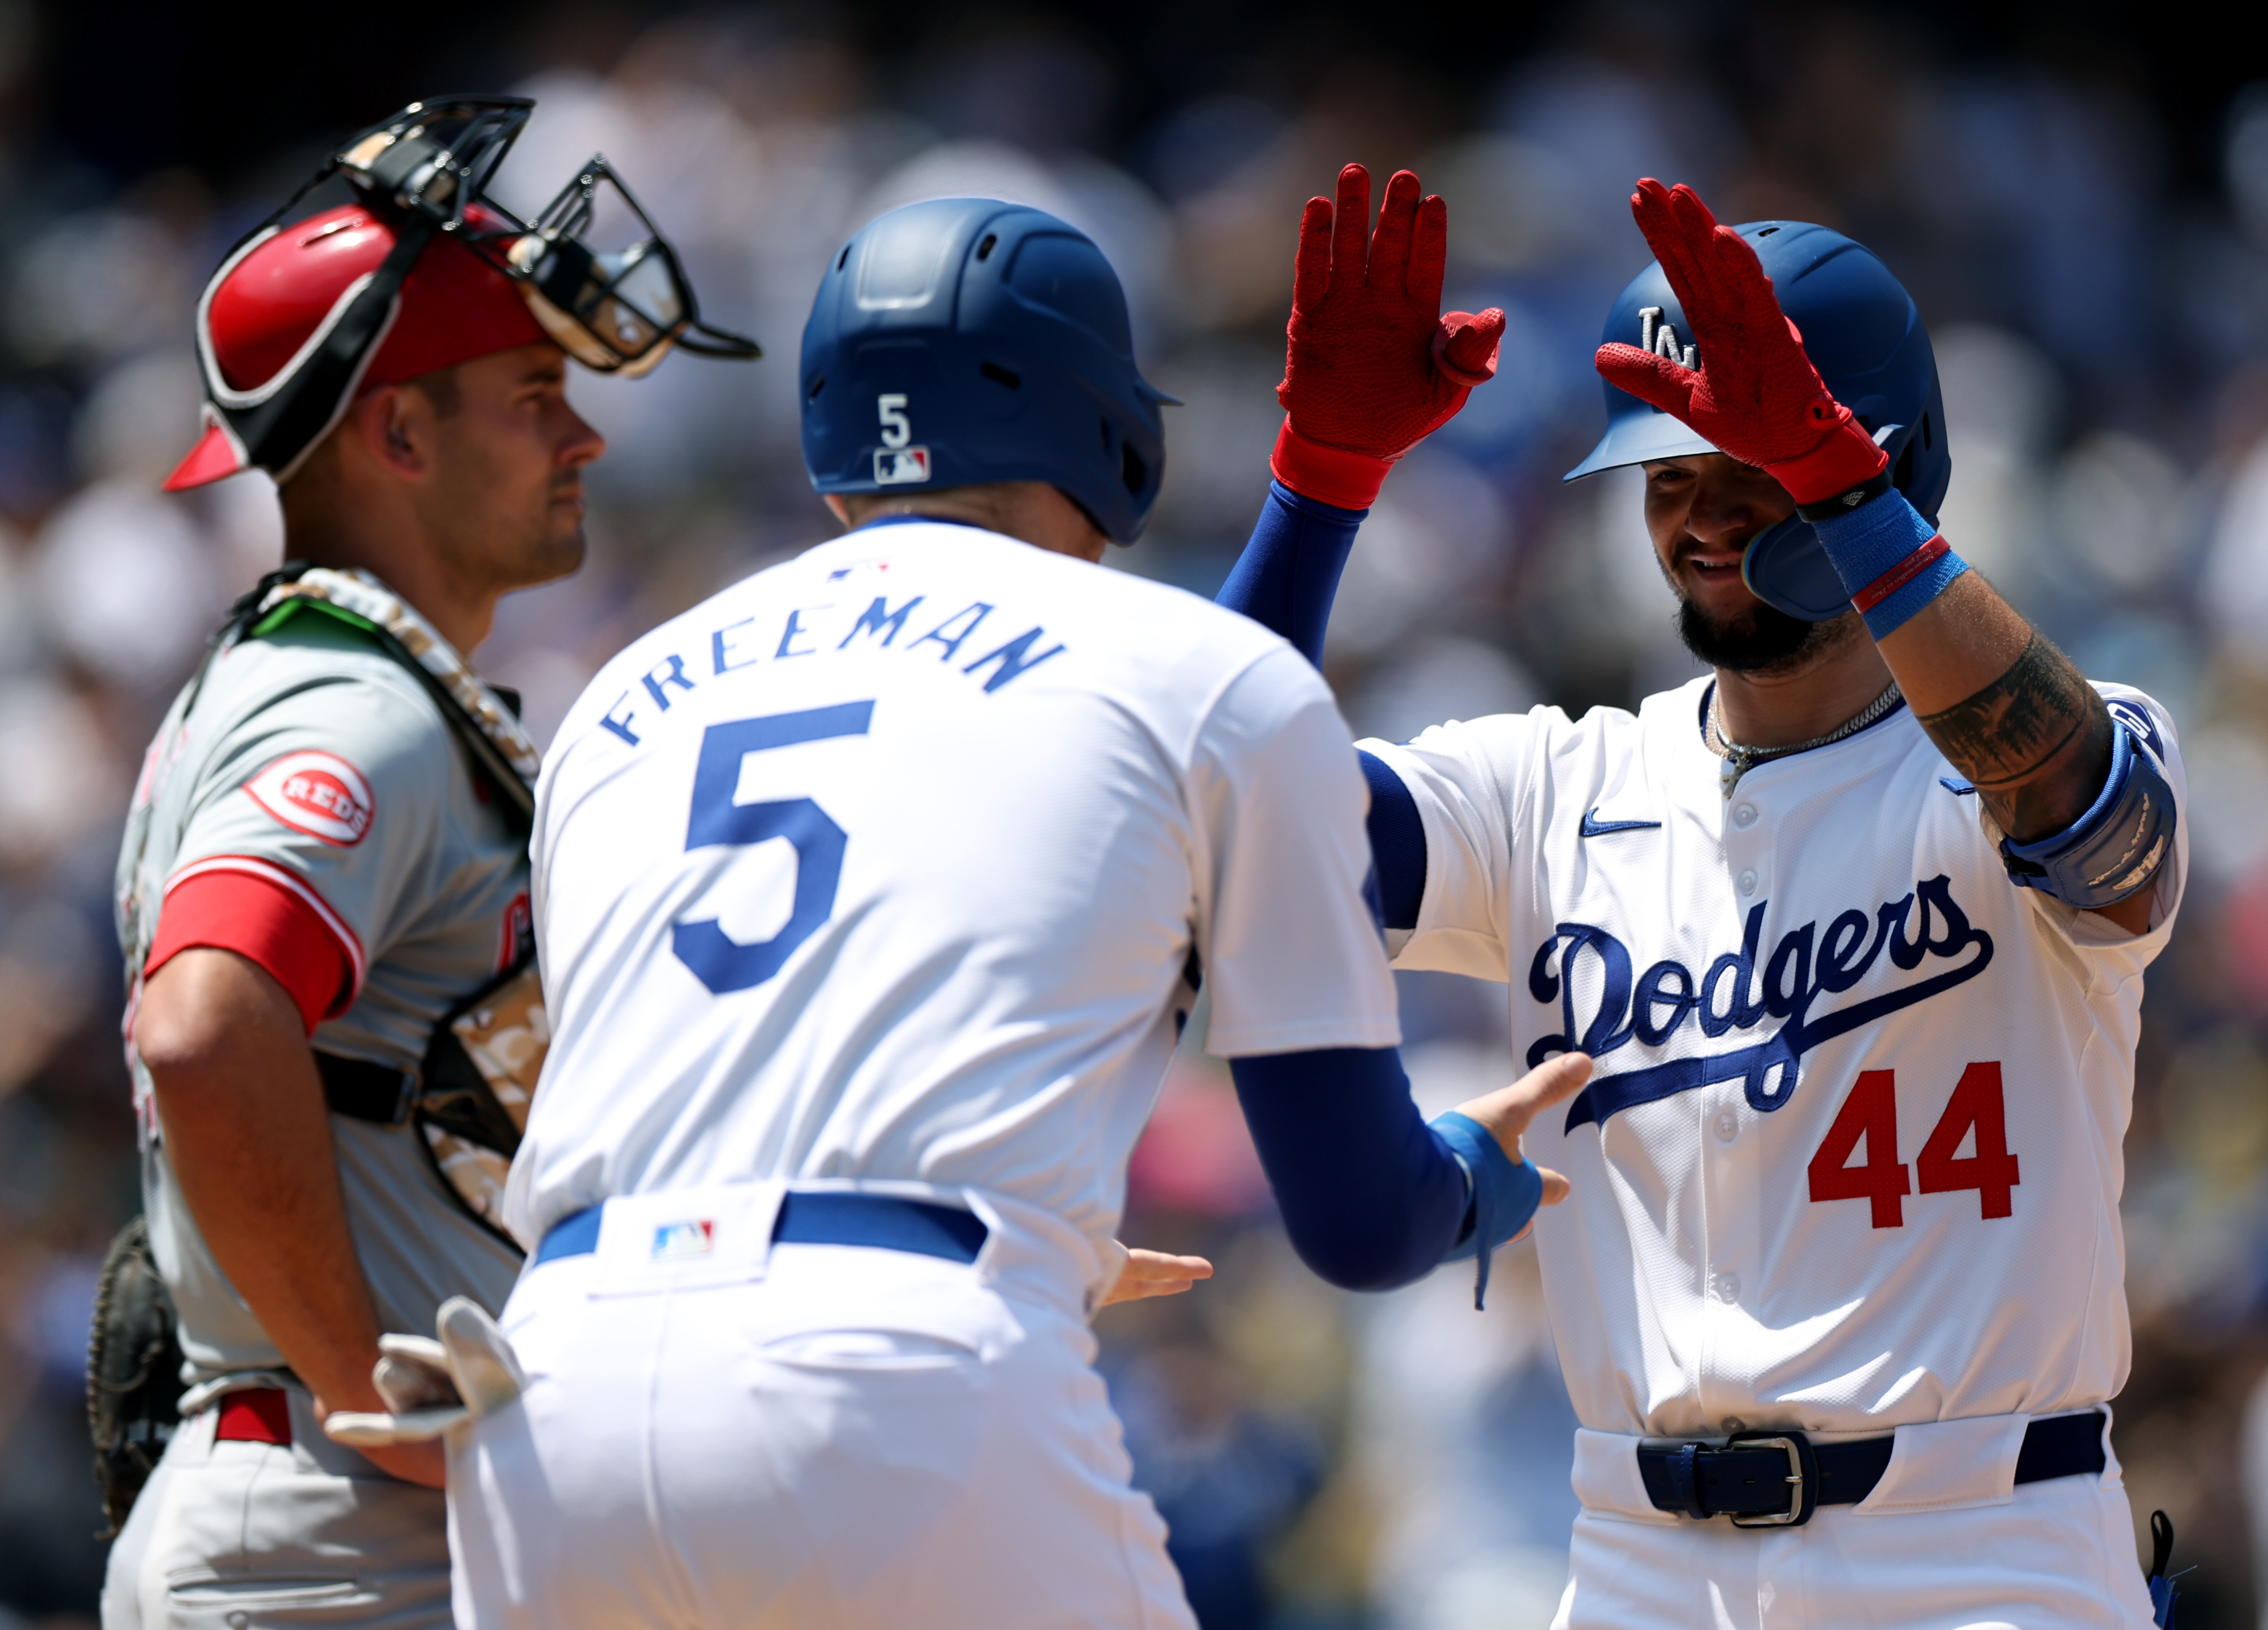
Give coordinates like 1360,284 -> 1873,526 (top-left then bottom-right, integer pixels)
102,1391 -> 451,1630
447,1229 -> 1195,1630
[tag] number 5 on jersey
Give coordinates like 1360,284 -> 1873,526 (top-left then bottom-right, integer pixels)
673,701 -> 873,994
1806,1062 -> 2021,1228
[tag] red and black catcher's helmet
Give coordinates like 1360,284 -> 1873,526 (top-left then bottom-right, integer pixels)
167,95 -> 760,492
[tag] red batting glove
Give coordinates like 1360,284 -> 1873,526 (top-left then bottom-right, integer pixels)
1593,178 -> 1887,506
1273,164 -> 1507,509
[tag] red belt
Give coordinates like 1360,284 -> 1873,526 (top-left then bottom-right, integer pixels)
214,1388 -> 292,1445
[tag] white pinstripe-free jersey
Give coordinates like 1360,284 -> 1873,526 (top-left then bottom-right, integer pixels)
510,522 -> 1400,1297
1368,677 -> 2184,1438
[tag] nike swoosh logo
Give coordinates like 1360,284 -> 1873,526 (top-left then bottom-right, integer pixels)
1579,808 -> 1662,837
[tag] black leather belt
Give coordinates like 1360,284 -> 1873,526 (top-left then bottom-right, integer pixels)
315,1051 -> 414,1126
1637,1410 -> 2106,1527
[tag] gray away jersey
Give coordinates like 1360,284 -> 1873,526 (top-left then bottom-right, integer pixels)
116,609 -> 527,1387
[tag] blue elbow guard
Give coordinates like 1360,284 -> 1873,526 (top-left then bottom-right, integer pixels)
1427,1111 -> 1545,1310
1999,722 -> 2175,908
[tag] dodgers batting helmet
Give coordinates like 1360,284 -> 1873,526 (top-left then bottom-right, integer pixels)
1564,221 -> 1951,622
801,198 -> 1176,544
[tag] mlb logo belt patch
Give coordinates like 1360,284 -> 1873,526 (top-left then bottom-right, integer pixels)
651,1219 -> 717,1259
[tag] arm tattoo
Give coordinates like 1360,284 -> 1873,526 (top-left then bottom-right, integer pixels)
1918,632 -> 2110,836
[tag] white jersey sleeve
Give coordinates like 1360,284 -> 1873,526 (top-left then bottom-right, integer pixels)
1191,646 -> 1400,1056
1359,708 -> 1564,981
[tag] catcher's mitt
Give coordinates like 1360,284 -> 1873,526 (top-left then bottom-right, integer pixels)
86,1215 -> 184,1536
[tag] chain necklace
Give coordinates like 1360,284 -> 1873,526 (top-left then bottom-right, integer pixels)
1706,679 -> 1902,799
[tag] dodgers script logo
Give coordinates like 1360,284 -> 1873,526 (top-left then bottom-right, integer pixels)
1537,875 -> 1992,1131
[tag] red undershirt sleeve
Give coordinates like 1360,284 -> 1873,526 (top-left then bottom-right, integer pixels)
144,868 -> 359,1035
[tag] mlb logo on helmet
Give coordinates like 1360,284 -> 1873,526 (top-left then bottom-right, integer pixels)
874,446 -> 932,485
246,751 -> 375,846
651,1220 -> 716,1259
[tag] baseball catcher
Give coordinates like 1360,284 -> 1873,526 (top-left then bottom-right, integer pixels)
100,95 -> 754,1630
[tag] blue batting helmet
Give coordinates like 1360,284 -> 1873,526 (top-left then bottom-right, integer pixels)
800,197 -> 1176,545
1564,220 -> 1951,622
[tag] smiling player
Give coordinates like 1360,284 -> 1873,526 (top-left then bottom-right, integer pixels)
1220,169 -> 2182,1627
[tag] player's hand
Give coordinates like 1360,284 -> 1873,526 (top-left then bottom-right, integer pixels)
1447,1052 -> 1593,1232
1272,164 -> 1507,509
1594,179 -> 1887,506
1097,1242 -> 1215,1306
314,1387 -> 450,1487
321,1299 -> 524,1486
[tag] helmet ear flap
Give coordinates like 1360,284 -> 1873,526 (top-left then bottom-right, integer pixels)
1741,515 -> 1853,623
1899,363 -> 1953,523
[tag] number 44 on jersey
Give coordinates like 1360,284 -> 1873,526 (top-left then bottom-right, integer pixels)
1807,1062 -> 2022,1228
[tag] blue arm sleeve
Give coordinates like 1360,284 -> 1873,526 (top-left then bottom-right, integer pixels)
1215,480 -> 1430,927
1215,480 -> 1367,667
1231,1046 -> 1549,1307
1231,1047 -> 1467,1294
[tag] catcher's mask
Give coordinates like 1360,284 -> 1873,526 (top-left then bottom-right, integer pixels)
168,94 -> 760,491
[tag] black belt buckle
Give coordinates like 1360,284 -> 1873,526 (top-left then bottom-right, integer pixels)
1725,1430 -> 1819,1528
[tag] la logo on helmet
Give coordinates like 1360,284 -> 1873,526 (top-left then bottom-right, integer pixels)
1637,307 -> 1697,368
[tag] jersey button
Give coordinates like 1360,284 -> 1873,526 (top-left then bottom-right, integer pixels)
1736,868 -> 1759,896
1715,1273 -> 1741,1304
1713,1109 -> 1738,1143
1732,803 -> 1758,829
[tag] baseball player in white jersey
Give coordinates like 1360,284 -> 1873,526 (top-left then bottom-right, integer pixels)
1219,170 -> 2184,1626
410,192 -> 1576,1630
100,98 -> 755,1630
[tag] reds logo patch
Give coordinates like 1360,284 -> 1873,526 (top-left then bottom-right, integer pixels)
246,751 -> 375,846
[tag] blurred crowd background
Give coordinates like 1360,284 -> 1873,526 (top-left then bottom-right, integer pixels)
5,0 -> 2268,1624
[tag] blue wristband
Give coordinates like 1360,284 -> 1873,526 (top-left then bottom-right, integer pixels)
1807,490 -> 1968,640
1427,1111 -> 1545,1310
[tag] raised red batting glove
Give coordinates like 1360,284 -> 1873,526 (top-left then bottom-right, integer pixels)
1273,164 -> 1507,509
1594,178 -> 1887,506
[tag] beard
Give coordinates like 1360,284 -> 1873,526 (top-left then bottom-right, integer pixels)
1673,592 -> 1845,674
